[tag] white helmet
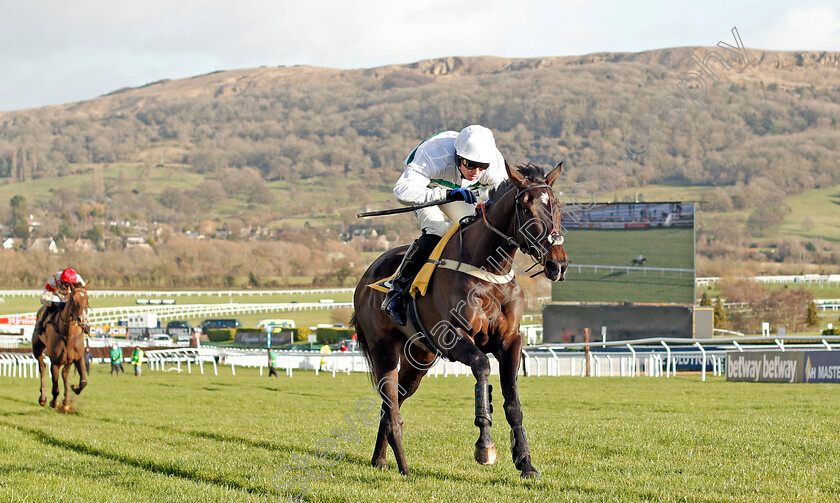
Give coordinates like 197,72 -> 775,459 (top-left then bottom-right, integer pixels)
454,125 -> 497,164
113,344 -> 118,350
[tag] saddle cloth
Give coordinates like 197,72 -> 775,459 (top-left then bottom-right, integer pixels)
367,223 -> 515,297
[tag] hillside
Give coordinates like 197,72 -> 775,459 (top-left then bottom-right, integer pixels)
0,47 -> 838,287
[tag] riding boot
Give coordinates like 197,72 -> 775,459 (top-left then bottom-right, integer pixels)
34,305 -> 58,337
381,233 -> 441,326
33,307 -> 48,337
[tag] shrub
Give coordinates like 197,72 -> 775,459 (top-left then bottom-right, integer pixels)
206,328 -> 235,342
292,327 -> 312,343
316,327 -> 354,344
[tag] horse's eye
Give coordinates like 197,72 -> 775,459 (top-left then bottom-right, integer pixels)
523,207 -> 533,217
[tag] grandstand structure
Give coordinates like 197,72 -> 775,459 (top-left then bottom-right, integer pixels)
564,202 -> 694,229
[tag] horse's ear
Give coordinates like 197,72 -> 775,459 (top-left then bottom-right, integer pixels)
505,160 -> 527,189
546,162 -> 563,187
83,281 -> 90,290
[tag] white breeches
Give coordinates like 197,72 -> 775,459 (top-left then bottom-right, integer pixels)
40,291 -> 62,306
415,201 -> 476,236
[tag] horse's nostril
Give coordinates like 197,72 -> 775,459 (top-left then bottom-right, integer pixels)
545,261 -> 560,279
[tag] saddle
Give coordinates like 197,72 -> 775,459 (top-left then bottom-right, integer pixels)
368,224 -> 515,297
368,224 -> 517,354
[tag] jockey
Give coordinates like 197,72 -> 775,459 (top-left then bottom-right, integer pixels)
33,268 -> 87,337
381,125 -> 508,326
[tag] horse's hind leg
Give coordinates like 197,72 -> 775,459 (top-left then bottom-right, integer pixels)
370,341 -> 413,475
495,338 -> 539,478
446,329 -> 496,466
71,359 -> 87,395
371,342 -> 435,471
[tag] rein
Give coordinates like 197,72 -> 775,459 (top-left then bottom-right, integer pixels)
476,183 -> 564,272
58,293 -> 87,330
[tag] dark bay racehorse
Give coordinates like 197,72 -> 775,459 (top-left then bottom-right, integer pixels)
32,285 -> 89,411
352,162 -> 568,478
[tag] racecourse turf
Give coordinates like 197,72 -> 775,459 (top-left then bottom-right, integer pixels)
1,365 -> 839,502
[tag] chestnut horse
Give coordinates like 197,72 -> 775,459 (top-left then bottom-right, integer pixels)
352,162 -> 568,478
32,285 -> 89,411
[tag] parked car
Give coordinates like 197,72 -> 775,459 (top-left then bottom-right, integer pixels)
200,319 -> 242,332
149,334 -> 175,346
166,320 -> 197,336
257,319 -> 296,331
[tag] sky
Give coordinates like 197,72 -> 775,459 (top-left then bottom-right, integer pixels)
0,0 -> 838,112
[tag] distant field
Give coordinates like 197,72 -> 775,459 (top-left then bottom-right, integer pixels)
0,290 -> 354,328
554,228 -> 694,303
2,370 -> 839,502
700,184 -> 840,243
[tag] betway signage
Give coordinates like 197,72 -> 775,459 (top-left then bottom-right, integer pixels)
726,351 -> 840,383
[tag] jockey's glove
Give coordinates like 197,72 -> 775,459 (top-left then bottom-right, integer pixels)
445,188 -> 477,205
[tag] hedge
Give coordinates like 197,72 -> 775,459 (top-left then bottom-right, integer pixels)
316,327 -> 354,345
206,328 -> 235,342
291,327 -> 312,343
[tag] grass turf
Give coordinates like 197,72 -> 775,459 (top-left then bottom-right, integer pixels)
1,366 -> 839,502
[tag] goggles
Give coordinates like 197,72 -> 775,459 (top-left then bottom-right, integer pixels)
459,157 -> 490,171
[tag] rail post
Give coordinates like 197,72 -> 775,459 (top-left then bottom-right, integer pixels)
694,342 -> 707,382
660,341 -> 672,377
626,344 -> 636,377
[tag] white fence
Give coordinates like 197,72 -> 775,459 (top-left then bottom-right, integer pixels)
5,301 -> 353,325
0,353 -> 43,378
9,335 -> 839,383
573,264 -> 693,275
697,274 -> 840,287
0,288 -> 355,299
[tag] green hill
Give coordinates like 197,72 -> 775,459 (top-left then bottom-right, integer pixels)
0,48 -> 838,286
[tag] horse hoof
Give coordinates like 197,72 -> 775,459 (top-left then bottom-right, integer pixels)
521,469 -> 540,479
474,443 -> 497,466
71,386 -> 81,394
61,404 -> 71,412
49,400 -> 56,408
38,397 -> 46,406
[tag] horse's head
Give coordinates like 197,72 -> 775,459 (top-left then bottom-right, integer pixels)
505,162 -> 569,281
68,284 -> 89,325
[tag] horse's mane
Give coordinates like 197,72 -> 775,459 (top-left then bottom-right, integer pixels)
485,162 -> 548,208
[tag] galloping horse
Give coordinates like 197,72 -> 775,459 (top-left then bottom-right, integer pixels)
352,162 -> 568,478
32,284 -> 89,411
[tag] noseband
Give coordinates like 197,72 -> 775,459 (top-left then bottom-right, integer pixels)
478,183 -> 565,267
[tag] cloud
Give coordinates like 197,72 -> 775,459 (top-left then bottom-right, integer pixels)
0,1 -> 837,111
759,5 -> 840,51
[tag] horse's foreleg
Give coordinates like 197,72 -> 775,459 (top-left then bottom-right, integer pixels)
447,330 -> 496,466
495,339 -> 539,478
71,359 -> 87,395
61,363 -> 72,410
36,354 -> 47,406
49,364 -> 60,408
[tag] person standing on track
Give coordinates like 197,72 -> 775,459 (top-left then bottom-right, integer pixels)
110,344 -> 124,375
131,346 -> 144,377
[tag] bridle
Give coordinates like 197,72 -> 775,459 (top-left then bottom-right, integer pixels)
476,183 -> 565,268
59,289 -> 88,327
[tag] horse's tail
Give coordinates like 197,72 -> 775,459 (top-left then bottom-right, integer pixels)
350,311 -> 376,386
